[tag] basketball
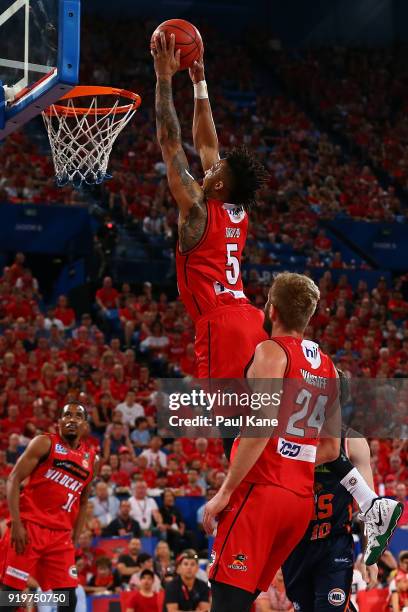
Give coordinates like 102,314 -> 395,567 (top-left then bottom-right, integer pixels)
151,19 -> 203,71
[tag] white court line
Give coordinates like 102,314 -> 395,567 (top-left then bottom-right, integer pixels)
0,58 -> 53,74
0,0 -> 26,26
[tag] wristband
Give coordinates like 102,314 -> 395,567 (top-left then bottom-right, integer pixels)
194,80 -> 208,99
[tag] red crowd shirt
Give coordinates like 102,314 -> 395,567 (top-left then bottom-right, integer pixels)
53,307 -> 75,327
127,591 -> 160,612
96,287 -> 119,309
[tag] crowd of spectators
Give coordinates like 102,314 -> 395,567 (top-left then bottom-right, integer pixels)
0,250 -> 408,608
274,45 -> 408,204
1,17 -> 408,611
1,21 -> 405,280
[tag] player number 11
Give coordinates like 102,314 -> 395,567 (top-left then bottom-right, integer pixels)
62,492 -> 75,513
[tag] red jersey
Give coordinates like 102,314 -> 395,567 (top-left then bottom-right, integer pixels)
232,337 -> 338,497
19,433 -> 95,531
176,199 -> 250,322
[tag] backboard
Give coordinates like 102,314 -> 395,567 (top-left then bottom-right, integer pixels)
0,0 -> 80,139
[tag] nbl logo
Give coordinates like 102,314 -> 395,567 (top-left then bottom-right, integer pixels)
328,588 -> 346,606
279,440 -> 301,458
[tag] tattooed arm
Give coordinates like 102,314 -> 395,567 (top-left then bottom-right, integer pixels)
152,32 -> 207,251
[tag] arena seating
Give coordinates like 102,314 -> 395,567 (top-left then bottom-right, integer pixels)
0,17 -> 407,610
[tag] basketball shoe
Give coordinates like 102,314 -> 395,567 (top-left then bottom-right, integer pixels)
359,497 -> 403,565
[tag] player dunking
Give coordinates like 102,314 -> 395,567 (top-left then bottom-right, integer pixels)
203,272 -> 341,612
0,402 -> 98,612
151,32 -> 403,567
152,31 -> 268,386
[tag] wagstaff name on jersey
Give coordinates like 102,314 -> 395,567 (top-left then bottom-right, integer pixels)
226,227 -> 241,238
301,369 -> 328,389
44,469 -> 84,493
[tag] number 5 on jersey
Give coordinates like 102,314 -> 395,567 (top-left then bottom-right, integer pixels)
226,243 -> 239,285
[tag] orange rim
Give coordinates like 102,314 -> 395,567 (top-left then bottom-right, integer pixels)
43,85 -> 141,116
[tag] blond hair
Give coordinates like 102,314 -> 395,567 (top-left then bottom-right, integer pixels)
268,272 -> 320,332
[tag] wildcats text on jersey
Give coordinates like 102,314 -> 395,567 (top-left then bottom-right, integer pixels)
44,469 -> 84,493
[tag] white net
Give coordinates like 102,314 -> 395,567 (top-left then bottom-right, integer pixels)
42,94 -> 138,187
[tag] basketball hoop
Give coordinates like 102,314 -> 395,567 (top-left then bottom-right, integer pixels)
42,86 -> 141,187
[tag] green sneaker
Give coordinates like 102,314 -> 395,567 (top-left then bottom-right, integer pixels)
359,497 -> 404,566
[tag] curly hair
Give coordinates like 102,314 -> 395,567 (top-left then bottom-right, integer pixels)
225,145 -> 269,210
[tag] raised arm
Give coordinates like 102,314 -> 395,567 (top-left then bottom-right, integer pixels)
152,32 -> 206,234
7,435 -> 52,553
189,58 -> 220,172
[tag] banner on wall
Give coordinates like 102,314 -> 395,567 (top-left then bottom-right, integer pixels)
0,203 -> 93,255
242,263 -> 391,290
327,220 -> 408,271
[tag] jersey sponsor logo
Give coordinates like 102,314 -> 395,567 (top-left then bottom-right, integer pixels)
52,458 -> 90,481
301,340 -> 321,369
6,566 -> 29,581
83,451 -> 90,468
69,565 -> 78,578
279,439 -> 301,458
277,438 -> 317,463
227,553 -> 248,571
55,443 -> 68,455
223,203 -> 246,224
334,558 -> 352,563
328,588 -> 346,606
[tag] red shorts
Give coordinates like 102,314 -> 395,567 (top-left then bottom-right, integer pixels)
0,521 -> 77,591
195,304 -> 267,378
208,481 -> 314,593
